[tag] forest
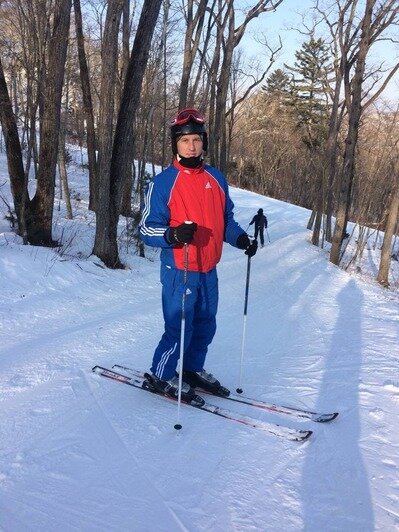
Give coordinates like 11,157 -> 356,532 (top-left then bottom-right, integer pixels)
0,0 -> 398,286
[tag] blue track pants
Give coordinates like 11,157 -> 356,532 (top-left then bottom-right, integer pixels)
151,263 -> 218,380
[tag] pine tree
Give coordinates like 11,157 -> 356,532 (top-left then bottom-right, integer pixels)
263,68 -> 290,95
284,35 -> 333,148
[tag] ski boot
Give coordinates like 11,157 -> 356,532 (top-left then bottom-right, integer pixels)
182,369 -> 230,397
143,373 -> 205,406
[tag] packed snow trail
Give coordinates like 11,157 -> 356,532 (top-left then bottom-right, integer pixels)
0,151 -> 398,530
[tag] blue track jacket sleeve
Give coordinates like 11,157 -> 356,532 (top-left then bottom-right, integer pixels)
139,173 -> 174,249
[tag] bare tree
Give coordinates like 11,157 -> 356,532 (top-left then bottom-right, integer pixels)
93,0 -> 162,268
329,0 -> 399,265
179,0 -> 209,109
58,120 -> 73,220
73,0 -> 98,211
92,0 -> 124,264
14,0 -> 50,182
230,90 -> 306,202
377,158 -> 399,287
211,0 -> 284,173
0,56 -> 27,239
226,43 -> 282,165
160,0 -> 171,168
27,0 -> 73,245
310,0 -> 399,251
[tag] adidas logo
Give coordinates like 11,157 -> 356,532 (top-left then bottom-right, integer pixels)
205,181 -> 212,189
185,288 -> 192,295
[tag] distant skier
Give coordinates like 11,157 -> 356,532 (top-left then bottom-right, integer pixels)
249,208 -> 268,247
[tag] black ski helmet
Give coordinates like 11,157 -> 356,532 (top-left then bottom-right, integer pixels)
258,208 -> 263,214
170,108 -> 208,155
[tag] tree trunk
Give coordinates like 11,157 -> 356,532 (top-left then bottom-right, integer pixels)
377,175 -> 399,287
29,0 -> 72,246
207,17 -> 223,167
160,0 -> 170,169
92,0 -> 124,266
307,209 -> 316,230
58,116 -> 73,220
73,0 -> 98,212
178,0 -> 208,109
324,67 -> 344,243
94,0 -> 162,268
0,56 -> 29,237
330,0 -> 374,265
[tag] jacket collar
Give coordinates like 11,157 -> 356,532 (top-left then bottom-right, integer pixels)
173,158 -> 204,174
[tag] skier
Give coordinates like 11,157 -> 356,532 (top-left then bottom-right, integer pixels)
249,208 -> 268,247
139,108 -> 257,404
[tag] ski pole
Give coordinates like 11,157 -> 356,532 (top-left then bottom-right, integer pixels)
174,228 -> 191,431
236,252 -> 252,394
245,225 -> 254,238
266,228 -> 271,243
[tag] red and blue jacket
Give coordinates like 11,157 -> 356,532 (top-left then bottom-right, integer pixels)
140,160 -> 244,273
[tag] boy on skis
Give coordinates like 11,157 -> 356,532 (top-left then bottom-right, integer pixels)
139,108 -> 257,404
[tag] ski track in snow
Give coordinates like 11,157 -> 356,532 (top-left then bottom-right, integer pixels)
84,371 -> 191,531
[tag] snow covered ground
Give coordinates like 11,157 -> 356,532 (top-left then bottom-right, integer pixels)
0,148 -> 398,531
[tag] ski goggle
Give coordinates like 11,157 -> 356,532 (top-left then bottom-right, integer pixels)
171,108 -> 205,126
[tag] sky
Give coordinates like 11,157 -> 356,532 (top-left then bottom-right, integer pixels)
239,0 -> 399,105
0,144 -> 398,530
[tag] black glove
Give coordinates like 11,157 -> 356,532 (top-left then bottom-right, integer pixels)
236,233 -> 258,257
166,222 -> 198,244
245,240 -> 258,257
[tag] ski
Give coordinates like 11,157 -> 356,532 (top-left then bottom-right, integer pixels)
112,364 -> 338,423
92,366 -> 312,442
